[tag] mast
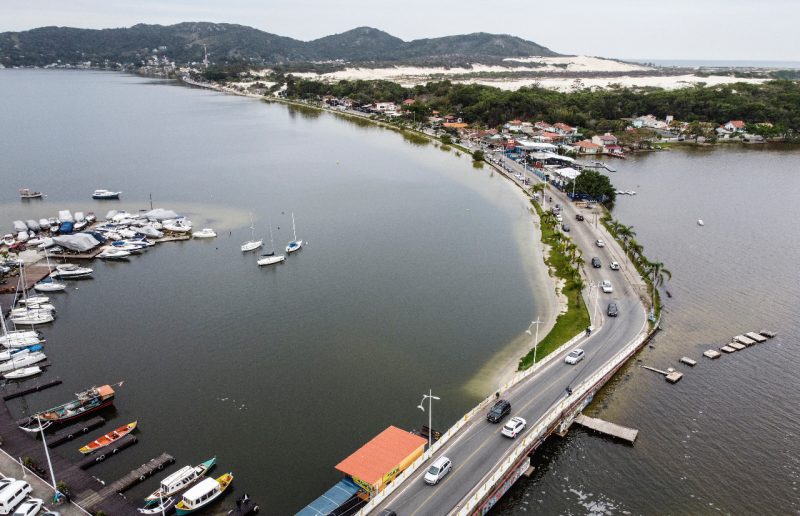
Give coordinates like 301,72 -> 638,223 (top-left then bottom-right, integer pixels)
268,220 -> 275,253
291,212 -> 297,242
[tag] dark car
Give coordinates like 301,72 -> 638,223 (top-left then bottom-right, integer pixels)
575,213 -> 585,221
607,302 -> 619,317
591,257 -> 602,268
562,224 -> 570,232
487,399 -> 511,423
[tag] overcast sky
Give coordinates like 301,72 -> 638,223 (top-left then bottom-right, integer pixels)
2,0 -> 798,61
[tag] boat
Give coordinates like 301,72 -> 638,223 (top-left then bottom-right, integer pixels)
175,473 -> 233,515
227,494 -> 260,515
19,188 -> 44,199
257,223 -> 285,266
697,219 -> 705,226
38,218 -> 51,229
58,210 -> 74,222
97,247 -> 131,260
192,228 -> 217,239
74,220 -> 88,231
58,221 -> 74,234
3,366 -> 43,380
78,421 -> 137,454
51,264 -> 93,279
0,315 -> 42,348
144,456 -> 217,501
138,497 -> 177,515
10,304 -> 55,316
18,384 -> 116,432
18,295 -> 50,306
0,344 -> 43,361
0,351 -> 47,373
9,310 -> 54,325
285,212 -> 302,254
33,279 -> 66,293
92,189 -> 122,200
16,231 -> 29,243
241,215 -> 263,252
25,220 -> 40,231
2,234 -> 15,246
86,212 -> 97,223
163,218 -> 192,233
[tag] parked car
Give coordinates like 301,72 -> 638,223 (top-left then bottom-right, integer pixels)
501,417 -> 527,438
556,214 -> 563,222
13,498 -> 43,516
487,399 -> 511,423
601,280 -> 613,293
575,213 -> 584,221
595,239 -> 605,247
423,456 -> 453,485
607,302 -> 619,317
591,257 -> 602,268
565,349 -> 585,364
609,261 -> 620,270
562,224 -> 570,232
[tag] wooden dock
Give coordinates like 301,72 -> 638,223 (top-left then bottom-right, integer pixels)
665,371 -> 684,383
2,378 -> 62,400
704,350 -> 721,359
0,264 -> 51,296
574,414 -> 638,443
77,434 -> 138,470
760,330 -> 777,339
720,345 -> 736,353
77,453 -> 175,509
745,332 -> 767,343
47,416 -> 106,448
733,335 -> 756,346
729,342 -> 746,351
679,357 -> 697,367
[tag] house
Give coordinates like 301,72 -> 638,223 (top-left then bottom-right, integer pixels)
372,102 -> 397,113
632,115 -> 668,130
402,99 -> 416,105
504,119 -> 524,132
592,133 -> 618,148
443,122 -> 468,129
715,126 -> 734,139
553,123 -> 577,135
534,121 -> 557,132
723,120 -> 746,132
573,140 -> 601,155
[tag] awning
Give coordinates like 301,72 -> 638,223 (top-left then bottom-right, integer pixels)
296,478 -> 361,516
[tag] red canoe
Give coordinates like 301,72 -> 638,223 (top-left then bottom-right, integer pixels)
79,421 -> 137,454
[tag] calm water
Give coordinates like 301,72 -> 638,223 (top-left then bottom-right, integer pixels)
0,70 -> 552,514
497,146 -> 800,514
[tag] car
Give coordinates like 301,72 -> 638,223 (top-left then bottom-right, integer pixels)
423,456 -> 452,485
562,224 -> 570,232
591,257 -> 601,268
377,510 -> 397,516
607,302 -> 619,317
575,213 -> 584,221
609,261 -> 620,270
595,239 -> 605,247
601,280 -> 613,293
501,417 -> 527,438
565,349 -> 585,364
487,399 -> 511,423
556,214 -> 563,222
13,498 -> 43,516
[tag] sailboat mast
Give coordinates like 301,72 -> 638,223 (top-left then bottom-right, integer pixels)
292,212 -> 297,241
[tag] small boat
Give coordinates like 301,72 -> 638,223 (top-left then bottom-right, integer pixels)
79,421 -> 137,454
58,221 -> 74,234
227,494 -> 260,515
163,218 -> 192,233
34,279 -> 67,292
86,212 -> 97,223
285,212 -> 302,253
145,456 -> 217,501
74,212 -> 85,222
697,219 -> 704,226
38,219 -> 51,229
92,189 -> 122,200
18,384 -> 116,432
16,231 -> 29,243
175,473 -> 233,515
241,215 -> 263,252
257,223 -> 284,266
18,295 -> 50,306
25,220 -> 40,231
9,310 -> 54,325
3,366 -> 43,380
10,304 -> 55,315
0,344 -> 43,361
58,210 -> 74,222
192,228 -> 217,239
2,234 -> 15,246
19,188 -> 44,199
97,247 -> 131,260
74,220 -> 88,231
138,497 -> 176,515
105,210 -> 118,221
0,351 -> 47,373
51,264 -> 93,279
0,336 -> 44,349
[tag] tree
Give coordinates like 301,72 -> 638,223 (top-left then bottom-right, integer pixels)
565,169 -> 617,205
472,150 -> 485,162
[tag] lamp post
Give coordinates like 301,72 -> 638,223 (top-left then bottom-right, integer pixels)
36,417 -> 59,503
417,390 -> 440,449
525,318 -> 543,369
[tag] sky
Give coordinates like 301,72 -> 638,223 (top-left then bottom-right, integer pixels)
1,0 -> 798,61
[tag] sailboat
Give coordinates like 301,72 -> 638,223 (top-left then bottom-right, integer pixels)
285,212 -> 303,253
9,264 -> 55,325
257,222 -> 285,267
241,215 -> 263,252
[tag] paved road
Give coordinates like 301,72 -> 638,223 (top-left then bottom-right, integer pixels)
374,154 -> 648,515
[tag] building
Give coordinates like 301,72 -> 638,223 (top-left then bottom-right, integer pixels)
372,102 -> 397,113
572,140 -> 601,155
632,115 -> 668,130
724,120 -> 746,132
553,122 -> 577,135
591,133 -> 618,148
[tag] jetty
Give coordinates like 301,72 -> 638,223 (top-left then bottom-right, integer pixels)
679,357 -> 697,366
745,332 -> 767,343
47,416 -> 106,448
77,453 -> 175,509
574,414 -> 638,443
703,350 -> 722,359
77,434 -> 138,469
2,378 -> 62,400
733,335 -> 756,346
641,365 -> 683,383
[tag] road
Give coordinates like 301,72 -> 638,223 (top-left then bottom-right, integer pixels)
373,152 -> 648,515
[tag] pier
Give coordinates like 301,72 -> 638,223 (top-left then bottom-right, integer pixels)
77,453 -> 175,510
77,434 -> 138,470
2,378 -> 62,400
574,414 -> 638,443
745,332 -> 767,343
47,416 -> 106,448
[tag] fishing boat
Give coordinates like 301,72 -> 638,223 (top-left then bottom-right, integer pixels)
78,421 -> 137,454
97,247 -> 131,260
285,212 -> 302,254
3,366 -> 42,380
257,222 -> 284,266
18,384 -> 116,432
227,494 -> 260,515
19,188 -> 44,199
144,456 -> 217,501
175,473 -> 233,515
92,189 -> 122,200
192,228 -> 217,239
50,264 -> 93,279
0,351 -> 47,373
241,215 -> 263,252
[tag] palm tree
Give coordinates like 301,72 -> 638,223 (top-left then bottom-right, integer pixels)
649,260 -> 672,288
531,182 -> 546,201
628,238 -> 644,262
617,224 -> 636,244
572,274 -> 585,307
573,255 -> 585,270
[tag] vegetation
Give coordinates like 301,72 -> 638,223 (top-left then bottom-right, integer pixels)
564,169 -> 617,205
472,150 -> 485,162
519,200 -> 591,370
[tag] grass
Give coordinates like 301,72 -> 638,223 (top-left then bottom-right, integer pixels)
518,201 -> 591,371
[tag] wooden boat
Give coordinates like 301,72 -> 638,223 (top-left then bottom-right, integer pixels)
145,456 -> 216,501
175,473 -> 233,515
18,384 -> 116,432
78,421 -> 137,454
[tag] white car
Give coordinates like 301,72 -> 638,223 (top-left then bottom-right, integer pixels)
565,349 -> 585,364
601,280 -> 613,293
501,417 -> 527,438
609,261 -> 620,270
595,239 -> 605,247
556,214 -> 563,222
13,498 -> 43,516
424,456 -> 453,485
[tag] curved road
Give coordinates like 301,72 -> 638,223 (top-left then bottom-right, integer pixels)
373,154 -> 648,515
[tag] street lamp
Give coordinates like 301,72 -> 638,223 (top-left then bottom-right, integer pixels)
417,389 -> 440,449
525,318 -> 543,369
36,417 -> 60,504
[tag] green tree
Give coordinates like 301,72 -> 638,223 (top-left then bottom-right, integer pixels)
565,170 -> 617,205
472,150 -> 485,162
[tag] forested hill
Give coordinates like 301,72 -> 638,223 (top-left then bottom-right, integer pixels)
0,23 -> 560,67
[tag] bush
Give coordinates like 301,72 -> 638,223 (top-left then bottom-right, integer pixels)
472,150 -> 485,161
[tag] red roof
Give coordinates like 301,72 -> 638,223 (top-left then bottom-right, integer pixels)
728,120 -> 745,128
508,119 -> 523,125
554,122 -> 575,131
575,140 -> 600,149
335,427 -> 427,485
402,99 -> 416,105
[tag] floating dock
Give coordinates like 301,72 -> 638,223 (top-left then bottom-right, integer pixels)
760,330 -> 777,339
733,335 -> 756,346
574,414 -> 638,443
77,434 -> 138,470
2,378 -> 62,400
77,453 -> 175,509
679,357 -> 697,366
745,332 -> 767,343
703,350 -> 721,359
729,342 -> 746,351
47,416 -> 106,448
665,371 -> 684,383
720,345 -> 736,353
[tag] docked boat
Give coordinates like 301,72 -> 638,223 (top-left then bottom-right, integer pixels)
58,210 -> 74,222
9,310 -> 54,325
241,216 -> 263,252
175,473 -> 233,515
74,220 -> 88,231
3,366 -> 43,380
19,188 -> 44,199
192,228 -> 217,239
38,218 -> 51,229
97,247 -> 131,260
58,221 -> 74,234
10,304 -> 55,316
285,212 -> 302,254
227,494 -> 260,515
1,234 -> 15,246
79,421 -> 137,454
25,220 -> 40,231
0,351 -> 47,373
138,497 -> 176,515
34,278 -> 66,293
16,231 -> 29,242
163,218 -> 193,233
0,344 -> 43,361
18,384 -> 116,431
145,456 -> 217,501
51,264 -> 93,279
18,295 -> 50,306
86,212 -> 97,223
92,189 -> 122,200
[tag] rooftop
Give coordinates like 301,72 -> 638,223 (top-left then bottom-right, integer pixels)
335,426 -> 426,485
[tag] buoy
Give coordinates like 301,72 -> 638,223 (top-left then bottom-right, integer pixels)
697,219 -> 704,226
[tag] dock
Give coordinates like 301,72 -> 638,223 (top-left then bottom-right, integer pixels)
733,335 -> 756,346
641,365 -> 683,384
47,416 -> 106,448
77,434 -> 138,469
574,414 -> 638,443
0,264 -> 51,296
745,332 -> 767,343
760,330 -> 777,339
704,350 -> 722,359
77,453 -> 175,509
679,357 -> 697,366
729,342 -> 746,351
720,345 -> 736,353
2,378 -> 62,400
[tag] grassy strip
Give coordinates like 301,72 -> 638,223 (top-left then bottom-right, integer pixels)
518,201 -> 591,371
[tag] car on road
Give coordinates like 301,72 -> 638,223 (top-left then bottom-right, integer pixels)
601,280 -> 613,293
575,213 -> 584,221
13,498 -> 43,516
595,239 -> 605,247
610,261 -> 620,270
565,349 -> 585,364
487,399 -> 511,423
423,456 -> 453,485
556,214 -> 563,222
591,257 -> 601,268
501,416 -> 527,438
562,224 -> 570,232
607,302 -> 619,317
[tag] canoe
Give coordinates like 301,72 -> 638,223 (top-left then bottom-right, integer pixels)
79,421 -> 137,454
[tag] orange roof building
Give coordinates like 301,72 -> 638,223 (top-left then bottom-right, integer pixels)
335,426 -> 427,495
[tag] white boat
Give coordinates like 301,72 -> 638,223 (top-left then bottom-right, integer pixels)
16,231 -> 29,243
164,218 -> 192,233
105,210 -> 118,221
175,474 -> 233,515
58,210 -> 74,222
86,212 -> 97,223
0,351 -> 46,373
0,346 -> 38,361
18,296 -> 49,306
192,228 -> 217,239
9,310 -> 54,325
38,218 -> 51,229
92,189 -> 122,199
74,212 -> 85,222
74,220 -> 88,231
3,366 -> 43,380
2,234 -> 15,246
0,336 -> 43,349
19,188 -> 44,199
34,251 -> 66,292
257,223 -> 285,266
286,212 -> 303,254
697,219 -> 705,226
241,215 -> 263,252
11,304 -> 55,315
51,263 -> 93,279
98,247 -> 131,260
25,220 -> 40,231
145,456 -> 217,502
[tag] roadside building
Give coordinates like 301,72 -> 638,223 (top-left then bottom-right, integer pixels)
572,140 -> 601,155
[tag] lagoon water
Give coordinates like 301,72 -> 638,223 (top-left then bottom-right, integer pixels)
0,70 -> 550,514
